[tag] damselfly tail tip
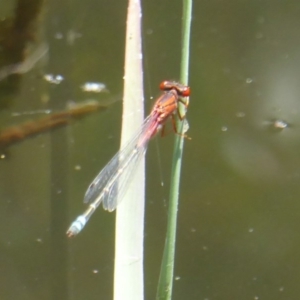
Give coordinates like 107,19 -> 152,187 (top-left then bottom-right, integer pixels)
66,229 -> 76,238
66,221 -> 81,238
66,225 -> 81,238
66,215 -> 87,237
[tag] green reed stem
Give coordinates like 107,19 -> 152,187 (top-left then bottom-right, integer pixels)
156,1 -> 193,299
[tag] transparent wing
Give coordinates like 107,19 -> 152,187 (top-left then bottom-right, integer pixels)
83,114 -> 156,211
102,142 -> 148,211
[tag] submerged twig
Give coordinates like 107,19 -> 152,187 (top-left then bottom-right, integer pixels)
0,100 -> 108,148
0,43 -> 48,82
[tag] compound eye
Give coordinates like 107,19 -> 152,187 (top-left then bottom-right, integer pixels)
159,80 -> 171,91
180,86 -> 190,97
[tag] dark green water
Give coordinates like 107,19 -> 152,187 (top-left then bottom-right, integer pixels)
1,0 -> 300,299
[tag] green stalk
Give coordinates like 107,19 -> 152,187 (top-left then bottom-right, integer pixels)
156,1 -> 193,299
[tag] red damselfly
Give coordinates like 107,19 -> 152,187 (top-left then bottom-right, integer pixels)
66,81 -> 190,237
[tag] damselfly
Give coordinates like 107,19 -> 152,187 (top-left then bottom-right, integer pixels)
66,81 -> 190,237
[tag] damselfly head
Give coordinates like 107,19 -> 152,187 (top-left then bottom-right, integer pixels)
159,80 -> 190,97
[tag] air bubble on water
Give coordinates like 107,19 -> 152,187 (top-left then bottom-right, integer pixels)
54,32 -> 63,39
273,120 -> 288,129
74,165 -> 81,171
236,112 -> 245,118
221,126 -> 228,132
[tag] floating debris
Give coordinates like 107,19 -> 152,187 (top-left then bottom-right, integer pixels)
43,74 -> 64,84
262,119 -> 290,132
80,82 -> 109,93
236,111 -> 246,118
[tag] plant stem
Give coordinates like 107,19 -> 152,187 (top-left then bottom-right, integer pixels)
156,1 -> 193,299
114,1 -> 144,300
